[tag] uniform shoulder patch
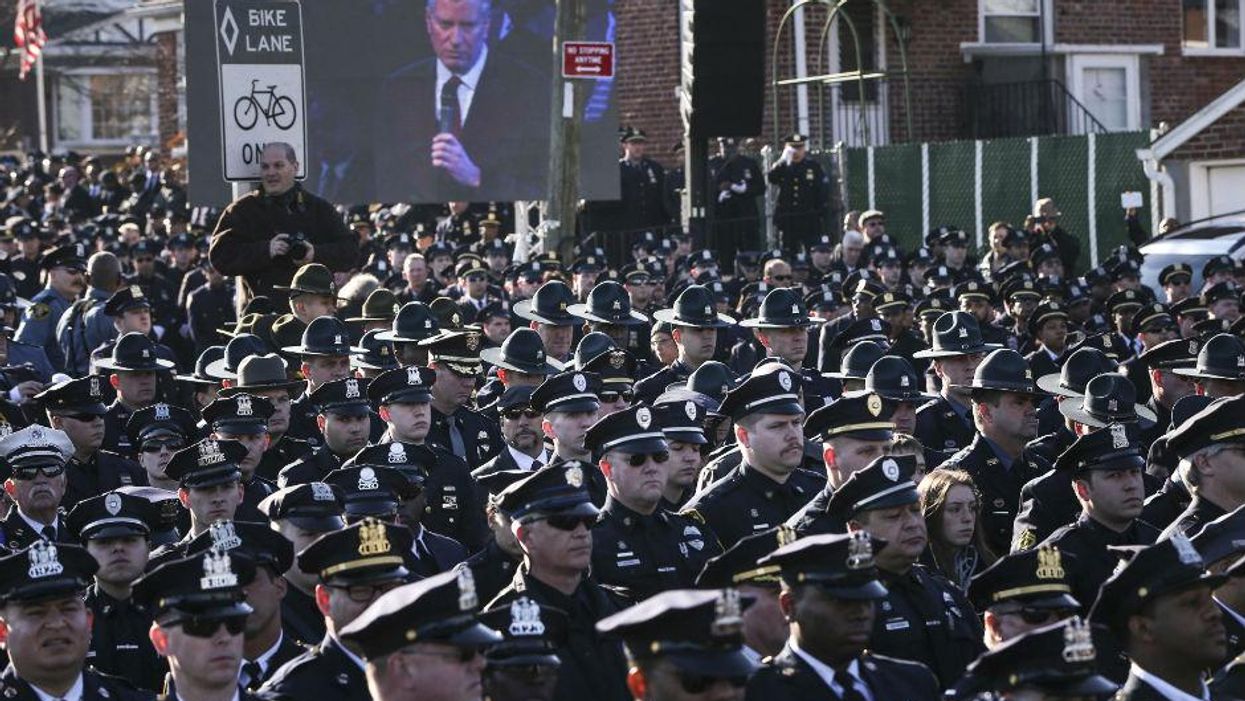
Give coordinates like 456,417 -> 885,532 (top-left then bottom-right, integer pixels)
1014,529 -> 1037,551
27,302 -> 49,320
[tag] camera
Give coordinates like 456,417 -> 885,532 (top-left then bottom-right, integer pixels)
286,232 -> 309,260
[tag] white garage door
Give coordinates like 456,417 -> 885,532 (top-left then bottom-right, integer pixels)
1209,163 -> 1245,218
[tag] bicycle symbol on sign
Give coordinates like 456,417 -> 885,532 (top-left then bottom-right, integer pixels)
233,79 -> 297,131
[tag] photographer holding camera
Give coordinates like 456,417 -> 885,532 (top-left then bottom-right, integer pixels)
209,142 -> 357,311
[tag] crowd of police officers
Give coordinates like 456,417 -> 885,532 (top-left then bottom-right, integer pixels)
0,133 -> 1242,701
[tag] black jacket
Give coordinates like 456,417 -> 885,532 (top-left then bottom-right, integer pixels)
590,496 -> 722,602
1043,512 -> 1160,613
745,644 -> 940,701
259,634 -> 369,701
681,461 -> 825,550
85,585 -> 166,692
0,664 -> 154,701
937,433 -> 1045,555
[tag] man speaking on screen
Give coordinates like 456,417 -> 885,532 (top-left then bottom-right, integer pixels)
378,0 -> 550,202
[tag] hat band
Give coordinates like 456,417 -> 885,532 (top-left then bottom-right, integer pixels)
852,482 -> 915,512
743,393 -> 799,411
547,392 -> 598,407
732,565 -> 781,584
823,420 -> 895,438
81,516 -> 148,533
321,555 -> 407,578
599,431 -> 667,452
1212,427 -> 1245,441
433,354 -> 482,364
991,582 -> 1072,602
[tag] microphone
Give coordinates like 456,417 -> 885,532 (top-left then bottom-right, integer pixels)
439,103 -> 455,136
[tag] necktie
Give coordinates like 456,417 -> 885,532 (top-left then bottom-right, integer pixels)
530,457 -> 543,471
41,524 -> 56,541
446,414 -> 466,457
242,659 -> 263,690
834,670 -> 867,701
440,76 -> 463,135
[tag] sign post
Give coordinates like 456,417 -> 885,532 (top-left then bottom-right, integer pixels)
214,0 -> 307,182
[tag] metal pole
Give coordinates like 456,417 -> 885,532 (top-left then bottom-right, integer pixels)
35,54 -> 49,153
544,0 -> 586,262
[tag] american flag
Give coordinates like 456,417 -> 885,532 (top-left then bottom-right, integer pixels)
14,0 -> 47,80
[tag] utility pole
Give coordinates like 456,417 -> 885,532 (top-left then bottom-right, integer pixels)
544,0 -> 586,262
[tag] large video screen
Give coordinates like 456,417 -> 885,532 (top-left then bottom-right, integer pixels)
186,0 -> 620,206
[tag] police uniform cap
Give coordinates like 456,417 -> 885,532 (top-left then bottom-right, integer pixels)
803,392 -> 895,441
513,281 -> 578,326
1203,255 -> 1235,279
1202,281 -> 1242,307
346,288 -> 400,324
1194,316 -> 1234,338
66,490 -> 154,541
824,340 -> 886,381
34,374 -> 108,415
530,370 -> 602,414
684,361 -> 739,412
1191,505 -> 1245,566
1053,422 -> 1145,475
102,285 -> 153,317
39,243 -> 87,271
1136,337 -> 1199,370
353,330 -> 400,372
951,348 -> 1045,397
0,425 -> 74,473
1167,395 -> 1245,458
913,296 -> 951,319
477,596 -> 567,667
324,465 -> 419,520
368,365 -> 436,405
338,567 -> 502,660
480,328 -> 562,376
281,315 -> 367,357
716,361 -> 804,421
345,441 -> 435,492
376,302 -> 441,343
579,346 -> 636,388
455,256 -> 488,279
1067,332 -> 1124,361
309,377 -> 372,417
163,438 -> 247,488
695,526 -> 794,589
202,392 -> 274,435
95,331 -> 176,372
496,463 -> 600,522
1171,296 -> 1210,319
0,541 -> 97,603
383,232 -> 414,250
872,289 -> 912,313
275,263 -> 340,299
258,482 -> 345,532
596,588 -> 757,678
418,329 -> 485,376
297,517 -> 413,585
862,356 -> 933,403
217,353 -> 302,395
585,405 -> 669,456
652,285 -> 734,328
1159,263 -> 1193,287
738,287 -> 820,328
1105,289 -> 1144,315
496,385 -> 536,412
950,617 -> 1118,700
824,454 -> 919,519
1130,303 -> 1175,337
1088,533 -> 1226,635
185,519 -> 295,575
568,280 -> 649,326
652,393 -> 708,445
474,301 -> 509,324
1172,333 -> 1245,381
1026,301 -> 1068,337
967,545 -> 1079,612
133,547 -> 255,621
203,334 -> 270,380
115,486 -> 182,546
1057,373 -> 1156,428
757,531 -> 888,598
912,311 -> 999,359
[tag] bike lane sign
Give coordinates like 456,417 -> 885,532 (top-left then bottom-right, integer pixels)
214,0 -> 307,181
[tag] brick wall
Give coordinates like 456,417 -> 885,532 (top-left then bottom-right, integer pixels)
1170,102 -> 1245,161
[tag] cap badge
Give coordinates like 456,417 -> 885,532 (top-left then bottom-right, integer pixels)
141,348 -> 150,359
612,300 -> 622,311
710,588 -> 743,637
778,371 -> 792,391
1035,544 -> 1066,580
345,379 -> 360,399
572,374 -> 587,392
881,458 -> 900,481
866,394 -> 883,417
958,327 -> 968,339
407,366 -> 422,386
636,407 -> 652,429
209,520 -> 242,550
900,375 -> 910,388
198,440 -> 226,466
776,524 -> 797,546
358,467 -> 379,491
310,482 -> 335,501
457,567 -> 478,611
104,493 -> 122,515
685,401 -> 698,421
236,395 -> 253,417
1062,617 -> 1096,663
846,531 -> 875,570
1190,340 -> 1198,355
870,319 -> 882,331
466,333 -> 480,352
357,519 -> 392,556
200,548 -> 238,590
704,305 -> 713,315
154,403 -> 170,421
27,540 -> 63,579
29,427 -> 42,441
89,376 -> 101,398
388,443 -> 407,464
1111,424 -> 1128,450
609,351 -> 625,369
791,303 -> 800,314
132,286 -> 143,298
1238,355 -> 1244,368
508,597 -> 546,636
1107,398 -> 1118,412
565,465 -> 584,488
1172,532 -> 1202,566
424,318 -> 433,329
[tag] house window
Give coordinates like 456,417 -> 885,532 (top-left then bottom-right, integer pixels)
56,70 -> 158,146
981,0 -> 1042,43
1183,0 -> 1244,51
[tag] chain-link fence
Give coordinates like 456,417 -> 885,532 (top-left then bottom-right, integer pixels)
842,131 -> 1152,273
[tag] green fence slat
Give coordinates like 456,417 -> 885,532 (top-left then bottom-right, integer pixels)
1036,135 -> 1090,273
928,141 -> 976,242
1093,131 -> 1152,261
980,138 -> 1033,237
872,143 -> 923,250
845,148 -> 869,220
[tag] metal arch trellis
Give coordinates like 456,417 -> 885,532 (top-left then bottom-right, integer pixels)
770,0 -> 913,149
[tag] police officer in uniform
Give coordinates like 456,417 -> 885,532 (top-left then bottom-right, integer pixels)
0,425 -> 76,549
281,316 -> 368,448
767,134 -> 827,248
949,616 -> 1118,700
826,452 -> 984,688
98,332 -> 177,459
65,490 -> 167,692
15,242 -> 87,372
201,393 -> 278,523
277,375 -> 373,486
6,217 -> 44,300
585,405 -> 723,601
421,327 -> 502,468
1162,395 -> 1245,538
742,532 -> 941,701
220,354 -> 314,483
636,284 -> 737,405
616,127 -> 668,234
0,540 -> 153,700
259,518 -> 414,701
912,312 -> 997,459
37,374 -> 146,507
460,469 -> 530,605
737,287 -> 834,411
159,438 -> 251,546
132,547 -> 261,701
681,362 -> 825,549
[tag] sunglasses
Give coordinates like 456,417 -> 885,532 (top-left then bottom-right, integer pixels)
13,465 -> 65,480
501,407 -> 541,420
59,412 -> 102,423
179,614 -> 247,638
406,646 -> 482,663
677,671 -> 748,694
540,514 -> 597,532
599,390 -> 635,404
622,452 -> 670,467
1167,276 -> 1191,286
331,580 -> 403,603
141,440 -> 185,453
464,274 -> 487,282
770,275 -> 793,283
1007,607 -> 1071,625
488,663 -> 559,683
